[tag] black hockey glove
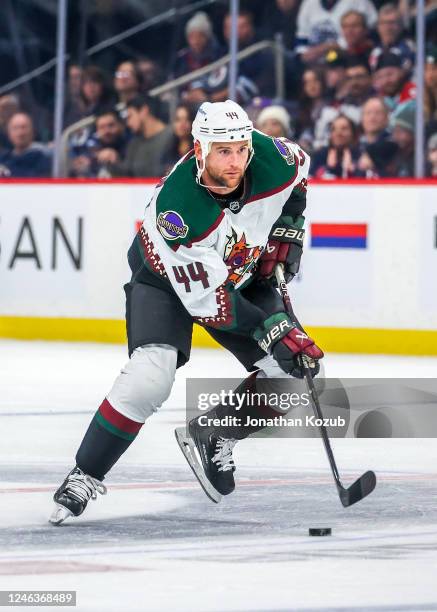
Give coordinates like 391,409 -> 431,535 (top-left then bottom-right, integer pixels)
258,215 -> 305,283
252,313 -> 324,378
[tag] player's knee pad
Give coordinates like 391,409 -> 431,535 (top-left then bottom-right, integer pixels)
106,344 -> 177,422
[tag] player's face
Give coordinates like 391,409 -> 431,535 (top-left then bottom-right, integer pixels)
202,141 -> 249,193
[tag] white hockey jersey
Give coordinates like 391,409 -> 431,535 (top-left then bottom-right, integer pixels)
130,130 -> 309,332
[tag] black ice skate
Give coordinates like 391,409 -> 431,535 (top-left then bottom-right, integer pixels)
175,419 -> 237,503
49,466 -> 107,525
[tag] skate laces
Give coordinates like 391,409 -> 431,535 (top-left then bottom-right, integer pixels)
211,438 -> 237,472
65,469 -> 107,503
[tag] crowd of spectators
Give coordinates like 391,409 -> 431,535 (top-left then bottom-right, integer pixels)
0,0 -> 436,179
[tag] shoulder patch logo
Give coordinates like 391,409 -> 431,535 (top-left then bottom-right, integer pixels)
157,210 -> 189,240
272,137 -> 295,165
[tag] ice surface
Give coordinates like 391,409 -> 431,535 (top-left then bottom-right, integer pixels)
1,340 -> 437,611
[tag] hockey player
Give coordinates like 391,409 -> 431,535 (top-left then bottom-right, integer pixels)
50,100 -> 323,523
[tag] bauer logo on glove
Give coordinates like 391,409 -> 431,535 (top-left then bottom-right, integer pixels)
271,227 -> 304,241
253,313 -> 324,378
257,318 -> 292,352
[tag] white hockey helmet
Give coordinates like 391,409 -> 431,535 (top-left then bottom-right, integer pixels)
191,100 -> 254,185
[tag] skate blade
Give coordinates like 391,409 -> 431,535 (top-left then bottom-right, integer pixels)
175,427 -> 222,504
49,503 -> 73,526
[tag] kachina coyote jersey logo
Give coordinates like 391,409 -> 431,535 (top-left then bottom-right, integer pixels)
157,210 -> 189,240
223,228 -> 262,285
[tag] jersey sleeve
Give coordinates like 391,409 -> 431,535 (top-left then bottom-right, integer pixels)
273,139 -> 310,221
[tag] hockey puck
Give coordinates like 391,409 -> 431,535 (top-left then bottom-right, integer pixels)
309,527 -> 332,536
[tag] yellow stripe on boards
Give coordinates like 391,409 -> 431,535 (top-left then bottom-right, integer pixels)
0,316 -> 127,343
0,316 -> 437,355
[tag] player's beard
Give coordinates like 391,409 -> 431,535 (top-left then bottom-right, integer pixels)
205,164 -> 244,190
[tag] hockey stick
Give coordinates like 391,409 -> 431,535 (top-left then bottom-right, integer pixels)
274,264 -> 376,507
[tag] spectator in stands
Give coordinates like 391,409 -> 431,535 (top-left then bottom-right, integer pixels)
69,109 -> 128,178
360,97 -> 390,145
425,46 -> 437,125
222,10 -> 274,97
183,10 -> 270,105
310,113 -> 360,178
339,11 -> 373,63
311,59 -> 370,149
173,12 -> 223,80
111,96 -> 172,178
426,133 -> 437,177
260,0 -> 301,49
369,4 -> 415,74
67,66 -> 116,158
80,66 -> 116,116
161,103 -> 195,174
136,57 -> 163,93
296,0 -> 377,65
398,0 -> 437,32
372,51 -> 416,112
0,94 -> 20,151
256,0 -> 303,98
295,68 -> 328,152
341,59 -> 373,107
389,100 -> 415,177
357,139 -> 399,177
124,99 -> 143,136
0,112 -> 51,177
64,64 -> 85,127
184,64 -> 259,106
256,105 -> 292,137
324,49 -> 349,101
114,61 -> 142,106
356,97 -> 392,177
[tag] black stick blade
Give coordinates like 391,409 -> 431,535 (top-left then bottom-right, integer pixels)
339,471 -> 377,507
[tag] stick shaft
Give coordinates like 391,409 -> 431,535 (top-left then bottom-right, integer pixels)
274,265 -> 343,489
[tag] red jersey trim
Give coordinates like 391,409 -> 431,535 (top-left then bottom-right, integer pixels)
247,157 -> 299,204
186,210 -> 225,246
